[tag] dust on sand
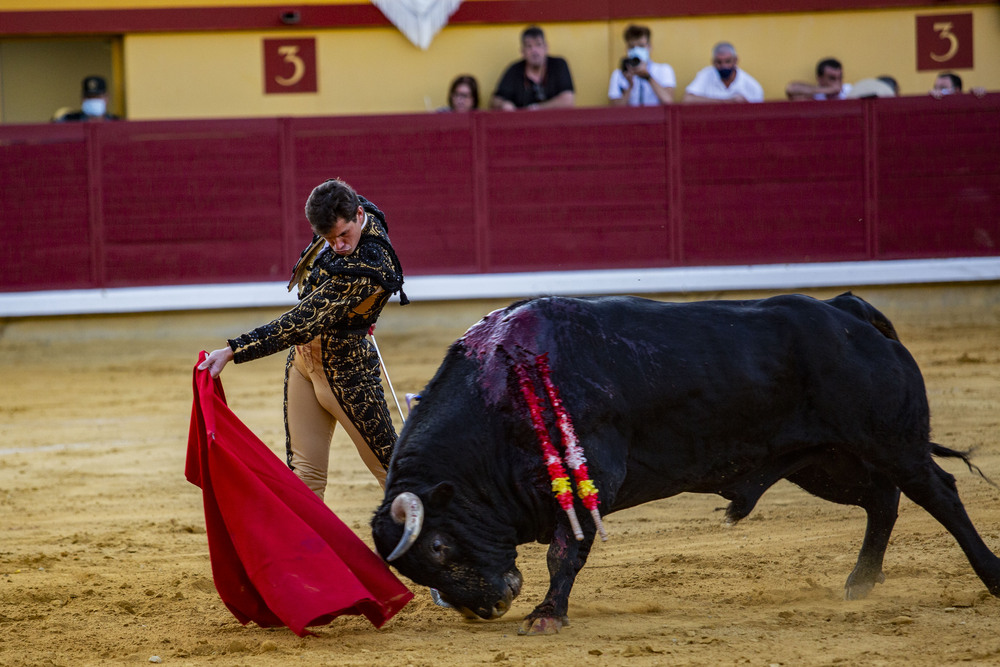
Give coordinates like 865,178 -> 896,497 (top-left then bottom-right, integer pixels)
2,287 -> 999,666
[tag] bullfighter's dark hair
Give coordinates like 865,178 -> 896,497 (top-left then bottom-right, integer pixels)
623,24 -> 650,42
305,178 -> 362,235
816,58 -> 843,77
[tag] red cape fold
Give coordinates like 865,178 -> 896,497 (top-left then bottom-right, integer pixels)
185,352 -> 412,636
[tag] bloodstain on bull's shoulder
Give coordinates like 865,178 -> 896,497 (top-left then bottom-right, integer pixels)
460,298 -> 583,407
461,303 -> 539,355
458,297 -> 610,407
460,302 -> 541,406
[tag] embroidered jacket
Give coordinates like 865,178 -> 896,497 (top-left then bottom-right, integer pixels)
227,196 -> 407,469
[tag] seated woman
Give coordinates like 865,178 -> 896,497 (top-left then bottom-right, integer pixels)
439,75 -> 479,112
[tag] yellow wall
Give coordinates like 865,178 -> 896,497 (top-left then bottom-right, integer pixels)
2,2 -> 996,120
118,5 -> 999,120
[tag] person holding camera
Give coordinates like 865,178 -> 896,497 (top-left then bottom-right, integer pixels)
608,25 -> 676,106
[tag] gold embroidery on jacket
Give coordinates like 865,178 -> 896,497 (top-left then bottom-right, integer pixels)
230,211 -> 404,471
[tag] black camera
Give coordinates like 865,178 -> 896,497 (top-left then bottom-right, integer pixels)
621,56 -> 641,72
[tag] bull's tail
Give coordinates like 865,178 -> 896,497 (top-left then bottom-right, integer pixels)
932,443 -> 998,488
828,292 -> 899,341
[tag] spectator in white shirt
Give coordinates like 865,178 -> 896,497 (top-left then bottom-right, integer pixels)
683,42 -> 764,104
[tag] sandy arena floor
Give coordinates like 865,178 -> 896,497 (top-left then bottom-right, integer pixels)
1,286 -> 999,666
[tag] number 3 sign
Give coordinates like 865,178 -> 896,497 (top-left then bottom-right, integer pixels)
916,13 -> 973,71
263,38 -> 318,94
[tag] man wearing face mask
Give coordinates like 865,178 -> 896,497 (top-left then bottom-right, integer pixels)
930,71 -> 987,99
608,24 -> 676,106
683,42 -> 764,104
55,76 -> 120,122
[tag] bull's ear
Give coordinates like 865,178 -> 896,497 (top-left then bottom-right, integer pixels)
426,481 -> 454,509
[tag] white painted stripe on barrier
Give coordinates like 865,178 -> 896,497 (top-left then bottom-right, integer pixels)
2,257 -> 998,318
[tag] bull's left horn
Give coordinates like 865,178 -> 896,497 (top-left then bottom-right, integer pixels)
386,492 -> 424,562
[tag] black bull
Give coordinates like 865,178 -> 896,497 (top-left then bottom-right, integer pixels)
371,293 -> 1000,634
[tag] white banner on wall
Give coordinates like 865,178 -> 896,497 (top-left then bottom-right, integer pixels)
372,0 -> 464,50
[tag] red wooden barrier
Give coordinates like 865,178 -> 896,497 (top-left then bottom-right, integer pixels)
1,95 -> 997,294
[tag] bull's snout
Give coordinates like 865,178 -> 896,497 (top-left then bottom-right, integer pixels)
454,569 -> 524,620
486,569 -> 525,619
491,596 -> 511,618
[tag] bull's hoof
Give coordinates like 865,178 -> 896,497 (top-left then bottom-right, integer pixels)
844,570 -> 885,600
518,615 -> 569,636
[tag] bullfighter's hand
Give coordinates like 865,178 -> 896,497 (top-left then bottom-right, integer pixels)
198,347 -> 234,378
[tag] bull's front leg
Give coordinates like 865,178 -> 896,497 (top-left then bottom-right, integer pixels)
519,521 -> 595,635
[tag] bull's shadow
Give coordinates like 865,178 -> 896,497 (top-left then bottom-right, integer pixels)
371,293 -> 1000,635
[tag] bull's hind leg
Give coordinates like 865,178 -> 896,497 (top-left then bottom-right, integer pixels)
787,457 -> 900,599
893,460 -> 1000,596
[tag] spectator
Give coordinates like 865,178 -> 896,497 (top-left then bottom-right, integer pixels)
491,26 -> 574,111
931,71 -> 987,98
932,71 -> 962,97
53,75 -> 119,122
785,58 -> 853,101
439,75 -> 479,112
683,42 -> 764,104
608,24 -> 676,106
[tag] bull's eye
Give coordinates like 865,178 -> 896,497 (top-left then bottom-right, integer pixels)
429,535 -> 449,564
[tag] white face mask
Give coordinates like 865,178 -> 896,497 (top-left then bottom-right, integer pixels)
81,98 -> 107,117
626,46 -> 650,63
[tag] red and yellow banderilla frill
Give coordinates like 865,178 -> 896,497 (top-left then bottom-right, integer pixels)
514,354 -> 607,541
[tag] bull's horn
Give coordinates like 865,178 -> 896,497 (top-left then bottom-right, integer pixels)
386,492 -> 424,562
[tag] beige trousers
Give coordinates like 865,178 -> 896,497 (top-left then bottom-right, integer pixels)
287,338 -> 387,499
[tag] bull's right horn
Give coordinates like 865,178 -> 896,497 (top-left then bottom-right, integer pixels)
386,492 -> 424,562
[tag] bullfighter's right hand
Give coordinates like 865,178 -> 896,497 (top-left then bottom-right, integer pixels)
199,346 -> 234,378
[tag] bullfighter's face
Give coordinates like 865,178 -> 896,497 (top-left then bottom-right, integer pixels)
320,205 -> 364,256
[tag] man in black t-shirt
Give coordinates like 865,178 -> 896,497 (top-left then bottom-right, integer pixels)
491,26 -> 575,110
